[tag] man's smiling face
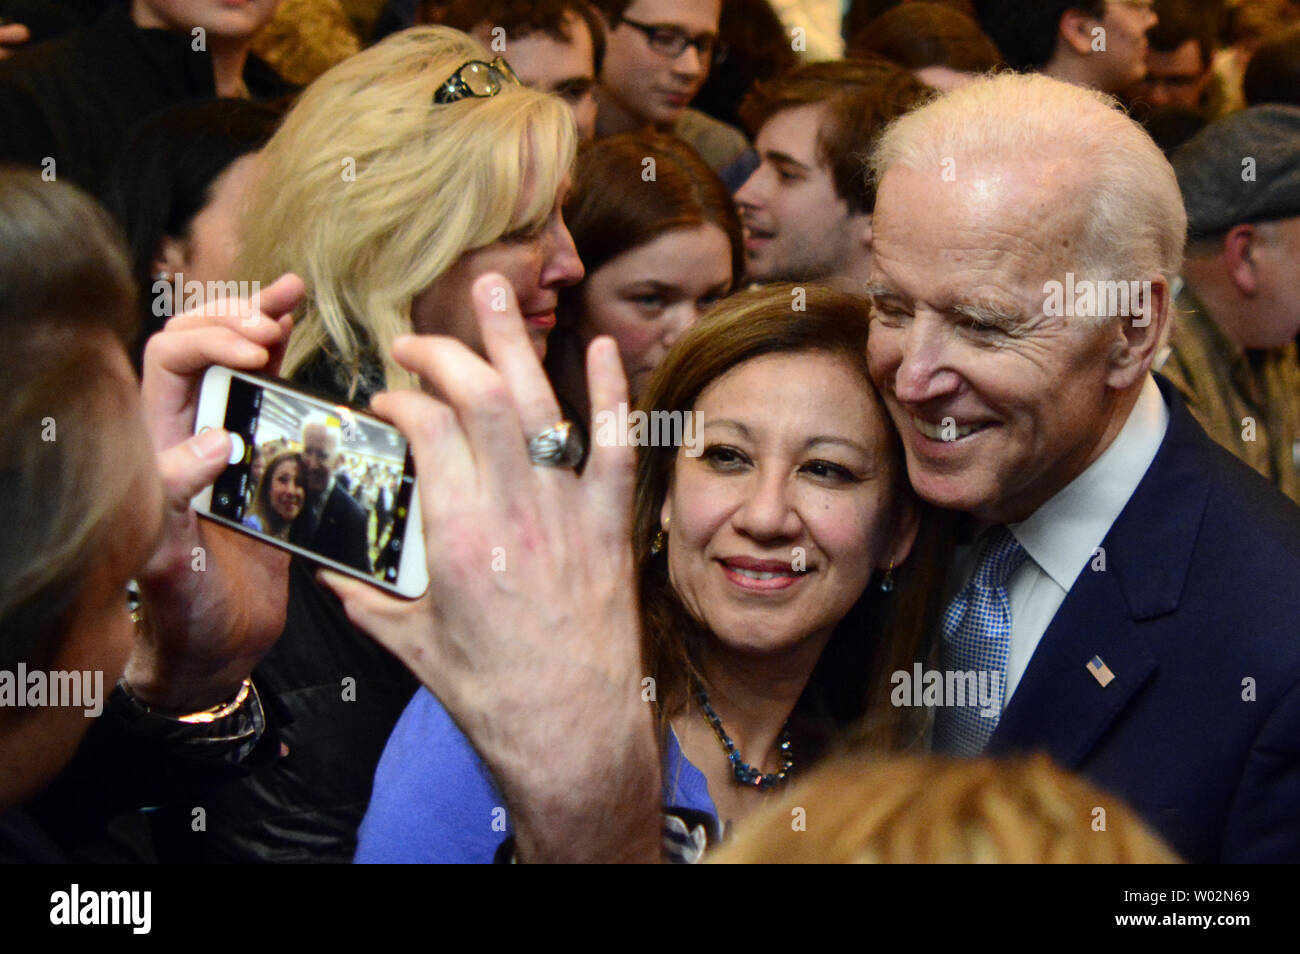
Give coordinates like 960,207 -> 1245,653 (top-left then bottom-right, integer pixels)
865,158 -> 1128,524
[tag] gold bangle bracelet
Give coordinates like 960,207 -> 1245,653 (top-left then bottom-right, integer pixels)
119,677 -> 254,724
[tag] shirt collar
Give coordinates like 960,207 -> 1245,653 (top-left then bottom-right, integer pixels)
1010,374 -> 1169,591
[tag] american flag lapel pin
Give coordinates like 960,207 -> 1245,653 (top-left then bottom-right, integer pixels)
1087,655 -> 1115,687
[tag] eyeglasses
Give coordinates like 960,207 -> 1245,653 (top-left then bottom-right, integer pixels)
615,16 -> 727,65
434,57 -> 521,105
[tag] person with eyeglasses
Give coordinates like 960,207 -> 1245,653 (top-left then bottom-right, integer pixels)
973,0 -> 1158,93
591,0 -> 750,173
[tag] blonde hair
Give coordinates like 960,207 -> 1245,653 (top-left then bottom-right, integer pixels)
710,753 -> 1181,863
869,72 -> 1186,295
238,26 -> 578,397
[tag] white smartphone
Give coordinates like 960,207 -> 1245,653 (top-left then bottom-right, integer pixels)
192,366 -> 428,599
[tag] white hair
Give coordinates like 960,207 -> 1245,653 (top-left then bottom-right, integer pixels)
868,72 -> 1186,295
301,412 -> 341,451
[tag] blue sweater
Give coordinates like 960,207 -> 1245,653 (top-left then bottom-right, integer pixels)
355,687 -> 717,863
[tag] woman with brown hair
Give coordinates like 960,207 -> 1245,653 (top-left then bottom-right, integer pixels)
544,130 -> 743,432
354,282 -> 950,862
242,450 -> 307,541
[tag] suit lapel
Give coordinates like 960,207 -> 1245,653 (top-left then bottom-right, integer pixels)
988,376 -> 1212,769
987,565 -> 1158,768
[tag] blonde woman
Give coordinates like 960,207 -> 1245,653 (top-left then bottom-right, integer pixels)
237,25 -> 584,405
177,26 -> 584,862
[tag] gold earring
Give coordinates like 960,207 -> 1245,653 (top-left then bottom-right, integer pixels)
879,559 -> 895,593
651,517 -> 670,555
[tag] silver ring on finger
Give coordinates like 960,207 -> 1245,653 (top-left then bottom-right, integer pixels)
526,420 -> 583,469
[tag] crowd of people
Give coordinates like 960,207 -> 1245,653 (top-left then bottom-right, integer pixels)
1,0 -> 1299,866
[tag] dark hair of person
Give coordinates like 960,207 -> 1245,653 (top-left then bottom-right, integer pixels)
843,0 -> 903,44
633,283 -> 952,756
971,0 -> 1106,72
251,451 -> 307,536
1141,104 -> 1209,156
564,131 -> 742,287
739,58 -> 931,215
1244,25 -> 1300,108
847,1 -> 1003,72
1225,0 -> 1299,48
439,0 -> 607,73
99,98 -> 282,368
690,0 -> 799,129
0,168 -> 139,674
545,132 -> 742,415
1148,0 -> 1219,65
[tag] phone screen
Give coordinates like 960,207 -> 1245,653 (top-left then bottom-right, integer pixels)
207,376 -> 417,586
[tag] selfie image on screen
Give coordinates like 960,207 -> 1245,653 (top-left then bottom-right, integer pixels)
207,378 -> 415,583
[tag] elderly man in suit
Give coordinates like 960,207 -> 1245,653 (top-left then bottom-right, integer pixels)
861,71 -> 1300,863
293,413 -> 372,574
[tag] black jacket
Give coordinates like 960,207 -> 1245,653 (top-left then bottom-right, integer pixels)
142,560 -> 417,863
0,2 -> 290,190
293,483 -> 373,575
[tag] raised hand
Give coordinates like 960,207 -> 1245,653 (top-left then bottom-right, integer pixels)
322,273 -> 661,863
125,274 -> 305,711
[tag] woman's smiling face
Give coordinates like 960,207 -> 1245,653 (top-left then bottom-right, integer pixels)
660,349 -> 906,659
268,458 -> 305,523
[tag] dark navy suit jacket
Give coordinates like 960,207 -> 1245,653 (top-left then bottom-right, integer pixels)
988,375 -> 1300,862
293,482 -> 371,574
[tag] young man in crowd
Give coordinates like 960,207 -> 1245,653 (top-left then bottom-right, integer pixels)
973,0 -> 1157,93
1158,105 -> 1300,504
732,59 -> 927,294
440,0 -> 603,140
589,0 -> 748,171
1121,0 -> 1219,117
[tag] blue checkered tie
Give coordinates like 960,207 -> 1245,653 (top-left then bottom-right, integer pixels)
933,526 -> 1028,757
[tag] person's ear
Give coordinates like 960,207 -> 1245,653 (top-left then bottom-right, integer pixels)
861,213 -> 874,253
882,492 -> 920,570
1059,8 -> 1101,57
1222,224 -> 1259,297
150,235 -> 189,280
659,495 -> 673,533
1106,273 -> 1170,389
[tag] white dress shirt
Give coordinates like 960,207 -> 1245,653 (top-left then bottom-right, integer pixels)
944,374 -> 1170,709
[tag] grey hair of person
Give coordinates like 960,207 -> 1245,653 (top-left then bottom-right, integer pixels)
868,72 -> 1187,304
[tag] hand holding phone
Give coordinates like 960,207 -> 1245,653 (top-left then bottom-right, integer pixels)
320,274 -> 660,863
127,275 -> 306,711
